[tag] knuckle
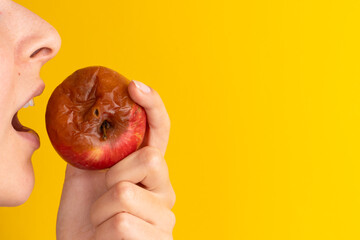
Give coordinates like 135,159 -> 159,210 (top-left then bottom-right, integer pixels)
169,188 -> 176,208
165,114 -> 171,132
168,210 -> 176,229
113,182 -> 134,207
113,213 -> 131,236
142,146 -> 163,172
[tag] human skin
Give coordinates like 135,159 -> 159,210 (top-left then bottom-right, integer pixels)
57,82 -> 176,239
1,0 -> 176,238
0,0 -> 61,206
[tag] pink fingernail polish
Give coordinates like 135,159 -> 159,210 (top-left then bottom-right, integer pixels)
133,80 -> 151,93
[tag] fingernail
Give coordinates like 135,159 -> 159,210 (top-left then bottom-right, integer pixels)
132,80 -> 151,93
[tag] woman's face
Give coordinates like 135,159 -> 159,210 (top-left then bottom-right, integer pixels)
0,0 -> 61,206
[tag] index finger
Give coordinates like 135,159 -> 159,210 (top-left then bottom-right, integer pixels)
106,146 -> 169,192
105,146 -> 176,208
128,80 -> 170,156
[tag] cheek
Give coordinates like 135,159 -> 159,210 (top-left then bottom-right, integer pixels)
0,28 -> 34,207
0,42 -> 15,118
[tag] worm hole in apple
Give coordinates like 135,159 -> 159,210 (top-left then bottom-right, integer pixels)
101,120 -> 111,140
94,108 -> 99,117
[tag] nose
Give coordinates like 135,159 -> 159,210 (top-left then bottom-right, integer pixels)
14,3 -> 61,65
24,27 -> 62,65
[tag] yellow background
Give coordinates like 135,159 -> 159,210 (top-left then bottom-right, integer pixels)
1,0 -> 360,239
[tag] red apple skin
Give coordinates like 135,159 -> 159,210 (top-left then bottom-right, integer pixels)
45,66 -> 147,170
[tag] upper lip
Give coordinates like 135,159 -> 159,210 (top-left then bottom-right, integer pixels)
15,83 -> 45,114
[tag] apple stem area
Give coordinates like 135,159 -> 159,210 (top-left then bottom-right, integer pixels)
101,120 -> 111,140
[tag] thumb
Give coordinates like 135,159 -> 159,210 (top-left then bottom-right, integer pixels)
128,80 -> 170,156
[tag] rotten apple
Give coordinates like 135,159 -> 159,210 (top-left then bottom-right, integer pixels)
45,66 -> 147,170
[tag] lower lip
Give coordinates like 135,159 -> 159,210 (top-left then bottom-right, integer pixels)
17,130 -> 40,149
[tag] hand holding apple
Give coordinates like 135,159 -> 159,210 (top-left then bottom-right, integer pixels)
56,79 -> 175,239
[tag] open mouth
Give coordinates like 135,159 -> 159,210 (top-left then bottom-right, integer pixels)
11,97 -> 36,132
11,85 -> 45,148
12,112 -> 32,132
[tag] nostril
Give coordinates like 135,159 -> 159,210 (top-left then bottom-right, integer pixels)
30,47 -> 52,58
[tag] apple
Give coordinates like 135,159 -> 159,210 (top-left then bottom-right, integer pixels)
45,66 -> 147,170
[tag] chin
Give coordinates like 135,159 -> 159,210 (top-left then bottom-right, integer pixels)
7,181 -> 34,207
0,156 -> 35,207
3,177 -> 34,207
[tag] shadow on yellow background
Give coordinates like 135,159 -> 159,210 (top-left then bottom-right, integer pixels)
1,0 -> 360,239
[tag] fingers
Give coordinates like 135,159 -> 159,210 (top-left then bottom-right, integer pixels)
92,148 -> 176,239
91,181 -> 175,232
128,80 -> 170,156
94,213 -> 171,240
106,146 -> 174,194
91,81 -> 174,239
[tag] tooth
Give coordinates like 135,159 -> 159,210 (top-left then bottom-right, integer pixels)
23,99 -> 34,108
